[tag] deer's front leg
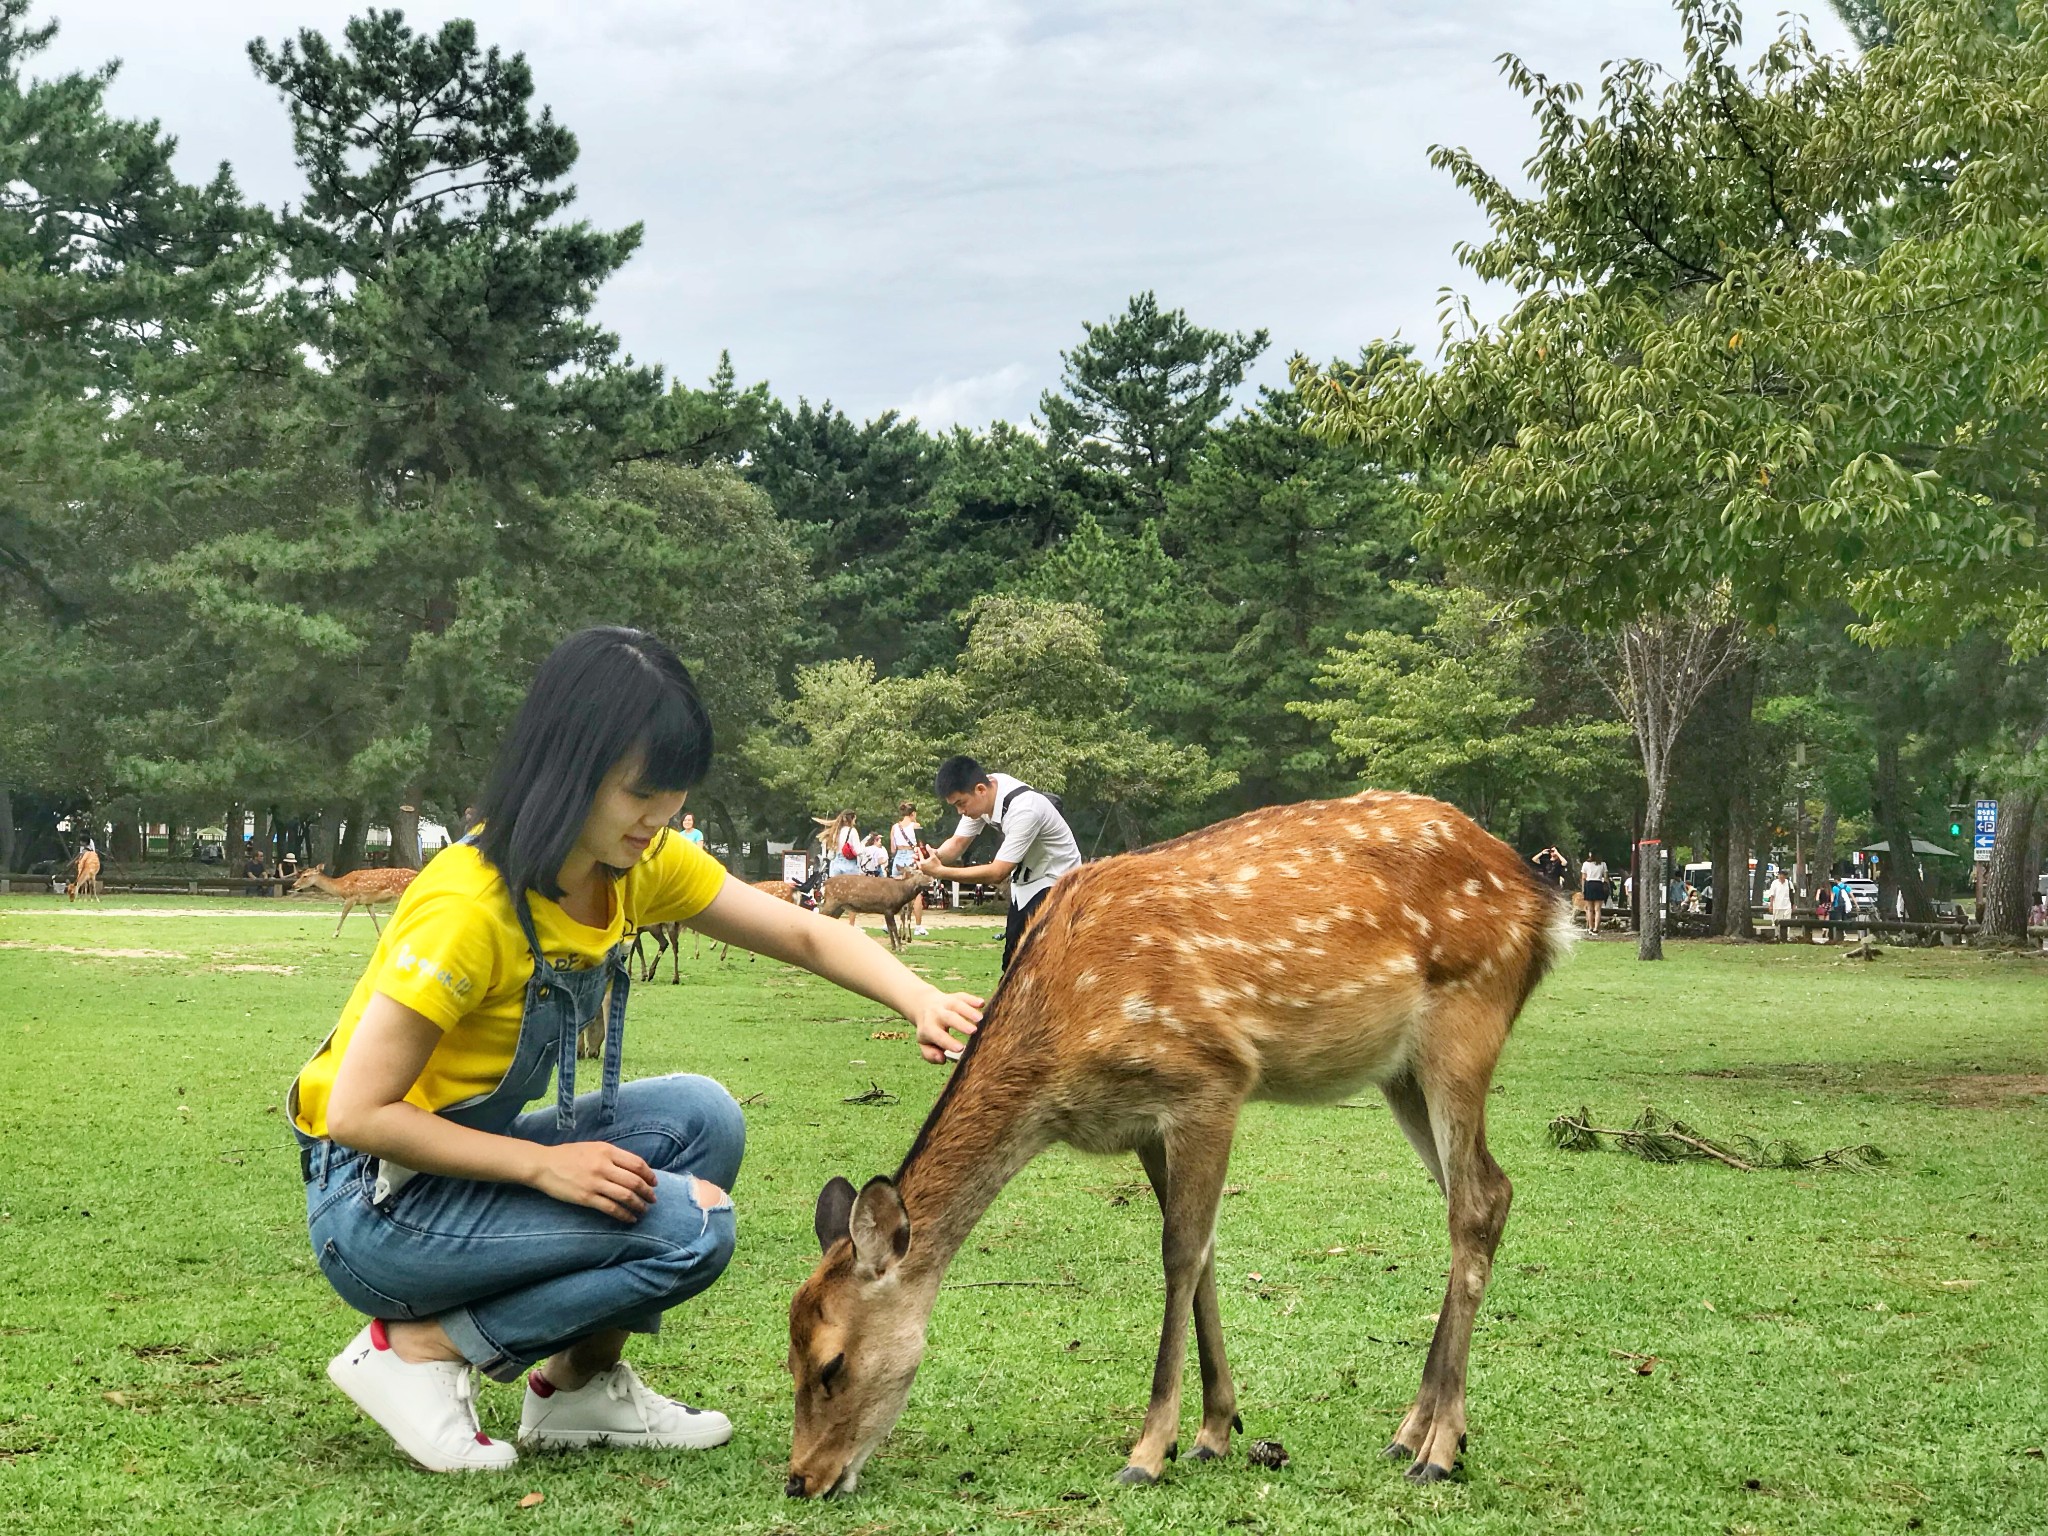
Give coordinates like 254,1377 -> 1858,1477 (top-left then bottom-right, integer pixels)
332,903 -> 351,937
1120,1122 -> 1235,1485
1135,1140 -> 1239,1464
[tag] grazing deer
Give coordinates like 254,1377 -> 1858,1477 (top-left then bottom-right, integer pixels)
785,792 -> 1574,1498
632,879 -> 799,986
291,866 -> 419,936
66,847 -> 102,904
816,868 -> 937,952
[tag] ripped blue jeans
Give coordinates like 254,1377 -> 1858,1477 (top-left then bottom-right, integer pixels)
305,1074 -> 742,1382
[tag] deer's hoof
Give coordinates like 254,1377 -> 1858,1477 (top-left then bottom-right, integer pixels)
1114,1464 -> 1160,1487
1191,1445 -> 1223,1463
1406,1459 -> 1456,1484
1382,1440 -> 1416,1463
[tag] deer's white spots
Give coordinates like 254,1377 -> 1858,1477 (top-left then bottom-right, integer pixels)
1076,968 -> 1101,990
1445,907 -> 1466,923
1279,864 -> 1302,879
1488,871 -> 1507,891
1378,825 -> 1399,842
1247,834 -> 1265,847
1122,996 -> 1158,1023
1235,864 -> 1260,882
1197,986 -> 1231,1009
1347,824 -> 1369,842
1272,937 -> 1297,951
1330,848 -> 1347,864
1382,954 -> 1420,976
1414,914 -> 1433,937
1464,879 -> 1483,898
1332,905 -> 1353,921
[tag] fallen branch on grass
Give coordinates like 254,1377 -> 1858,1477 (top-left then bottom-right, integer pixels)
842,1080 -> 898,1106
1547,1106 -> 1888,1173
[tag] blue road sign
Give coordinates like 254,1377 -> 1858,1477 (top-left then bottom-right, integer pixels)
1974,799 -> 1998,858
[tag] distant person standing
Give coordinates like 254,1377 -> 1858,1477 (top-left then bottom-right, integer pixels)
1578,852 -> 1608,935
1530,845 -> 1568,890
857,832 -> 888,875
890,801 -> 930,938
819,810 -> 863,925
1767,871 -> 1794,942
680,813 -> 704,848
922,756 -> 1081,970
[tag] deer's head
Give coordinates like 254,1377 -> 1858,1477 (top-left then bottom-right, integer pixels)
289,869 -> 322,893
785,1176 -> 929,1498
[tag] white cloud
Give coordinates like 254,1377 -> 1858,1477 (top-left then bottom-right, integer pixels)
43,1 -> 1859,424
899,363 -> 1036,432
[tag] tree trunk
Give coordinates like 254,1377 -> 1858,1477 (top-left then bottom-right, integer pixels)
338,805 -> 370,875
1980,793 -> 2040,943
1637,785 -> 1667,961
391,798 -> 423,869
313,810 -> 341,872
1717,798 -> 1756,938
0,784 -> 13,873
112,813 -> 142,863
707,795 -> 745,875
1812,802 -> 1838,902
1872,734 -> 1933,922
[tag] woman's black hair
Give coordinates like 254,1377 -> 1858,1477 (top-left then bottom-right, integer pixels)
477,628 -> 713,902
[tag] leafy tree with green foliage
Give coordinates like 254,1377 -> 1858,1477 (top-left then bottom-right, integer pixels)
1028,382 -> 1427,819
747,596 -> 1230,850
1039,292 -> 1267,523
1293,585 -> 1630,833
143,11 -> 669,866
0,2 -> 260,864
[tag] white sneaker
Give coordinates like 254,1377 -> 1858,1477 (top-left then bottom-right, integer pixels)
518,1362 -> 733,1451
913,926 -> 929,937
326,1321 -> 517,1473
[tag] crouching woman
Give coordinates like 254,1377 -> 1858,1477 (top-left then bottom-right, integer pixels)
287,628 -> 982,1472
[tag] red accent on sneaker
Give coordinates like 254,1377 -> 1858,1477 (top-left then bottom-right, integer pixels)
369,1318 -> 392,1352
527,1370 -> 555,1399
476,1433 -> 492,1445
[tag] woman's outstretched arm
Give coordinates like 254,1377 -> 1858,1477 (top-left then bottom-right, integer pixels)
687,876 -> 983,1063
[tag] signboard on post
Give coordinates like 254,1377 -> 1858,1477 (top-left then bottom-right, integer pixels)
1974,800 -> 1998,862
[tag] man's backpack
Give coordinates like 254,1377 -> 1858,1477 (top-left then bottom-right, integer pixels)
998,783 -> 1064,822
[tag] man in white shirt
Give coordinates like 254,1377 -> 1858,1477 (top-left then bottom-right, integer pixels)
921,755 -> 1081,970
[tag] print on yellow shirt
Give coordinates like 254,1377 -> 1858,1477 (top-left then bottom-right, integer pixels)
290,830 -> 726,1139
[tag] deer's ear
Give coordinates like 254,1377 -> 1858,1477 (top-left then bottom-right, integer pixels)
849,1176 -> 910,1278
814,1176 -> 856,1253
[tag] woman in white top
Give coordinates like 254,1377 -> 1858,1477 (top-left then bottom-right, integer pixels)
1579,855 -> 1609,934
857,833 -> 888,875
889,801 -> 929,937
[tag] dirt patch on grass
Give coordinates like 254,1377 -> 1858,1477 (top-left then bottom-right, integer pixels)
1683,1062 -> 2048,1107
1923,1073 -> 2048,1107
206,963 -> 299,975
0,940 -> 186,959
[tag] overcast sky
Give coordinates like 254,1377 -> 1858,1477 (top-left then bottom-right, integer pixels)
43,1 -> 1855,430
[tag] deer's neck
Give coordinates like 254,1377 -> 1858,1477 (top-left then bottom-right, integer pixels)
895,1014 -> 1057,1288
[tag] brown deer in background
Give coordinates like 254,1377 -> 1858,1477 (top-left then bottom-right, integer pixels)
816,868 -> 936,952
291,866 -> 418,936
785,792 -> 1573,1497
632,879 -> 799,988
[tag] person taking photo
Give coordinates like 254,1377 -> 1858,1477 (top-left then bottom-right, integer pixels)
920,756 -> 1080,970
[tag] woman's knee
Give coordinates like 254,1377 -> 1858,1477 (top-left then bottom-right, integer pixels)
613,1073 -> 746,1182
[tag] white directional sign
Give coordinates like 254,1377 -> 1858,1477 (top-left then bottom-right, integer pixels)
1974,799 -> 1997,862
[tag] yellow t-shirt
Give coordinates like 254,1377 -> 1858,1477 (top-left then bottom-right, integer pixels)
290,830 -> 727,1139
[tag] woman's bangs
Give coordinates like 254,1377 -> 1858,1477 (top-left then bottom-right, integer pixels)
628,682 -> 714,793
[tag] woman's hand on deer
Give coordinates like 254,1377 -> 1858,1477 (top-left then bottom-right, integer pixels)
912,986 -> 984,1064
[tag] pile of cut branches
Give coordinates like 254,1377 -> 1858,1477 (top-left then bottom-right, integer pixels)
1547,1106 -> 1887,1173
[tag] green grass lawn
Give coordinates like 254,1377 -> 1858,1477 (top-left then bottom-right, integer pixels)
2,896 -> 2045,1534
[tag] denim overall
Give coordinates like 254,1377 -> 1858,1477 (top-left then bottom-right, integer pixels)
297,867 -> 742,1381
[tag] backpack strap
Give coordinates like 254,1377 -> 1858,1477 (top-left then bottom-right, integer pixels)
999,783 -> 1036,821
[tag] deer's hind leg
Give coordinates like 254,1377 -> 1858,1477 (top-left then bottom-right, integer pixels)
1384,999 -> 1514,1482
1135,1139 -> 1241,1466
1118,1110 -> 1241,1486
332,902 -> 352,937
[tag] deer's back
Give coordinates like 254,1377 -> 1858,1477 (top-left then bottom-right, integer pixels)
998,793 -> 1564,1127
